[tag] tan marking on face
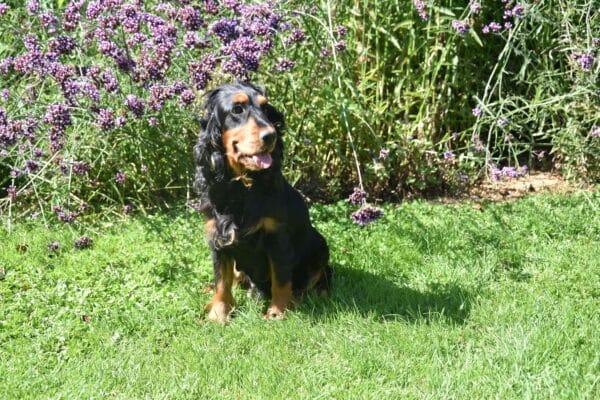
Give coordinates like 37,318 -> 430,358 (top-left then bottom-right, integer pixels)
256,95 -> 267,105
232,92 -> 249,104
223,117 -> 276,175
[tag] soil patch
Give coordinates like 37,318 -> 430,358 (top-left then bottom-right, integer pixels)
434,172 -> 596,205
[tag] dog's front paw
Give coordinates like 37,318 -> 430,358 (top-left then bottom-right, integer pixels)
205,301 -> 232,323
263,304 -> 286,320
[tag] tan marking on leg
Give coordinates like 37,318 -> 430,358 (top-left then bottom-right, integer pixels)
205,256 -> 235,323
264,260 -> 292,320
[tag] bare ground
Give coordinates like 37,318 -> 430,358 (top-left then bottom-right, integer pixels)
434,172 -> 597,205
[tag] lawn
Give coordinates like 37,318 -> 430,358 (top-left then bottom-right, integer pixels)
1,192 -> 599,399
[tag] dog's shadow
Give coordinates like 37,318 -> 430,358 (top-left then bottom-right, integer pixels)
298,265 -> 473,324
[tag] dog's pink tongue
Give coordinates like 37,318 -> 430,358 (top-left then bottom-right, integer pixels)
252,153 -> 273,169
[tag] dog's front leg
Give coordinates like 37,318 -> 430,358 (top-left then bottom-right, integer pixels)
264,234 -> 295,320
205,252 -> 235,323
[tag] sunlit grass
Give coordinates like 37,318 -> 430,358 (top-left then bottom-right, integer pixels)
1,192 -> 598,399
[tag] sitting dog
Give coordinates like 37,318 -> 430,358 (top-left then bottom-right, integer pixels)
193,82 -> 331,322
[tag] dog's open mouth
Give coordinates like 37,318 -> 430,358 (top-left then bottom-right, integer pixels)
240,152 -> 273,170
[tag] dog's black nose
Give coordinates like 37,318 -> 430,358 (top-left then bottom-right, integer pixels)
260,130 -> 277,146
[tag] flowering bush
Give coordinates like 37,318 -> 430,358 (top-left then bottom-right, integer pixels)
1,0 -> 598,226
0,0 -> 340,221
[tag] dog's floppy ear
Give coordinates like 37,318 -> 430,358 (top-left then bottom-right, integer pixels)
193,89 -> 227,194
263,103 -> 285,134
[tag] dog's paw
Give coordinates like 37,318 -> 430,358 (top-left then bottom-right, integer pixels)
263,305 -> 286,320
205,301 -> 232,324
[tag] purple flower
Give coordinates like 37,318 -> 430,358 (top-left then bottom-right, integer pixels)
0,4 -> 9,17
320,46 -> 332,58
97,108 -> 115,131
179,89 -> 196,107
0,57 -> 12,75
472,107 -> 482,117
497,117 -> 509,126
351,206 -> 384,226
26,1 -> 39,16
187,55 -> 216,90
72,161 -> 90,175
512,4 -> 525,18
123,203 -> 135,215
204,1 -> 219,15
284,29 -> 306,46
577,53 -> 595,71
39,12 -> 58,32
101,69 -> 119,93
379,148 -> 390,159
180,6 -> 203,31
451,20 -> 470,34
413,0 -> 429,21
348,188 -> 367,205
336,25 -> 348,37
115,171 -> 126,183
25,159 -> 41,173
43,103 -> 71,130
470,2 -> 481,15
48,241 -> 60,253
334,40 -> 347,52
7,185 -> 17,201
275,58 -> 296,72
148,117 -> 159,127
591,126 -> 600,138
125,95 -> 145,118
74,235 -> 93,249
486,22 -> 503,33
211,18 -> 240,43
443,151 -> 455,159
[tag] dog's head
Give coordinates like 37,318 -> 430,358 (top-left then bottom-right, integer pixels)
194,82 -> 285,188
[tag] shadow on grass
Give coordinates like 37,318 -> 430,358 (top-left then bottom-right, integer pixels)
300,265 -> 473,324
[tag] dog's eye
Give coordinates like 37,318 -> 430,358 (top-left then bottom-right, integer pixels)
232,104 -> 244,115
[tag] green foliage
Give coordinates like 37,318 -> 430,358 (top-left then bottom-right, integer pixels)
1,192 -> 599,398
272,0 -> 599,200
0,1 -> 598,219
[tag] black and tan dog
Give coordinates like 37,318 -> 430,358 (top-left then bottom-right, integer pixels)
193,82 -> 331,322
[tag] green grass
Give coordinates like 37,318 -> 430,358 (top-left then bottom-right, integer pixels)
1,193 -> 599,399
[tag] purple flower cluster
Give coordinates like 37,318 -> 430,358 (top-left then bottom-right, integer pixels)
52,205 -> 79,223
47,241 -> 60,253
413,0 -> 429,21
452,20 -> 470,35
379,148 -> 390,159
571,52 -> 595,72
351,206 -> 384,226
0,1 -> 342,213
490,165 -> 528,181
348,187 -> 367,205
482,2 -> 526,34
74,235 -> 93,249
